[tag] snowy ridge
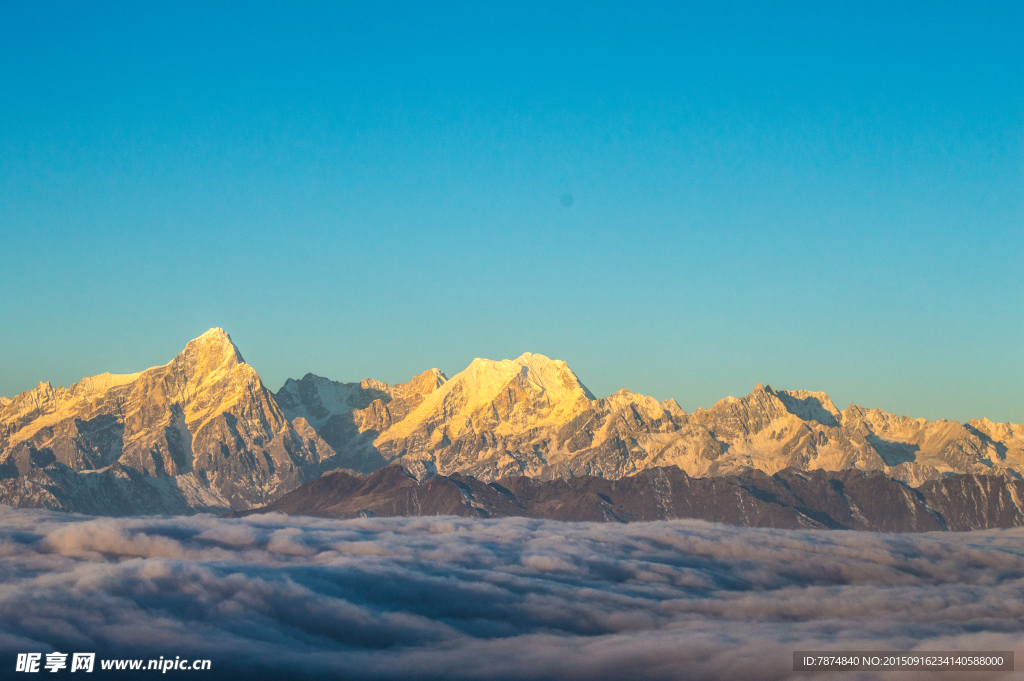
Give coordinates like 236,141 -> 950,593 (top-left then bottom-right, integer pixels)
1,329 -> 336,513
377,352 -> 595,443
2,328 -> 1024,516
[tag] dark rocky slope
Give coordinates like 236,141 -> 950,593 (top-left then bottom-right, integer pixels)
234,465 -> 1024,532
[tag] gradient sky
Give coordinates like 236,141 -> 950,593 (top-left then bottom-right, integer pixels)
1,1 -> 1021,423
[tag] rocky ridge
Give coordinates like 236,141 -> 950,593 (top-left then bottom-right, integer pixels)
288,357 -> 1023,489
1,328 -> 1022,516
236,465 -> 1024,533
0,329 -> 337,513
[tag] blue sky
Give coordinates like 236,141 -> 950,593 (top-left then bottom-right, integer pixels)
1,1 -> 1021,422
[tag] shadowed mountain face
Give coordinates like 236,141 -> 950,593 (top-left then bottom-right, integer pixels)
234,465 -> 1024,533
1,327 -> 1022,517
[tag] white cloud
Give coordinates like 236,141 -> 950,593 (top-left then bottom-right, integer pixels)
0,507 -> 1021,680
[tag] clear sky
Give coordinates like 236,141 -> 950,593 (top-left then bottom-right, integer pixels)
1,1 -> 1021,423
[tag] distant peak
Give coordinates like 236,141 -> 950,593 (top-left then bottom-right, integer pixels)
776,388 -> 842,427
425,368 -> 449,387
360,378 -> 388,392
452,353 -> 594,402
182,327 -> 244,365
515,351 -> 549,363
467,352 -> 563,369
661,398 -> 686,415
514,352 -> 572,369
465,353 -> 563,372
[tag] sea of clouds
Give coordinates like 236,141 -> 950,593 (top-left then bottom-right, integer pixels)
0,507 -> 1022,680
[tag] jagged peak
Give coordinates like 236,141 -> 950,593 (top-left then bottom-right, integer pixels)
843,403 -> 866,416
967,418 -> 1024,439
2,331 -> 259,447
601,387 -> 643,405
704,383 -> 844,429
3,380 -> 59,402
197,326 -> 229,340
467,352 -> 568,372
970,416 -> 1019,428
74,372 -> 141,395
377,352 -> 595,442
512,351 -> 569,369
385,368 -> 447,397
515,351 -> 544,363
280,373 -> 330,390
418,367 -> 448,383
776,388 -> 842,427
459,353 -> 594,399
702,384 -> 789,419
181,327 -> 245,366
360,378 -> 388,392
749,383 -> 785,399
274,371 -> 389,425
276,372 -> 389,394
661,398 -> 686,416
600,388 -> 669,419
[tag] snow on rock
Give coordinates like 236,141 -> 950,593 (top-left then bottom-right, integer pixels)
3,330 -> 1024,517
1,329 -> 334,513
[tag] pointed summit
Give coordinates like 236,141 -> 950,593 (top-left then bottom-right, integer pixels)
182,328 -> 244,365
162,328 -> 252,393
660,398 -> 686,417
395,368 -> 447,396
751,382 -> 779,395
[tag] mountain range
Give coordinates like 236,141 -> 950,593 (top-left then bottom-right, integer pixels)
2,328 -> 1022,519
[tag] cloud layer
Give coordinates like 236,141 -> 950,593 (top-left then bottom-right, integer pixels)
0,507 -> 1022,680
